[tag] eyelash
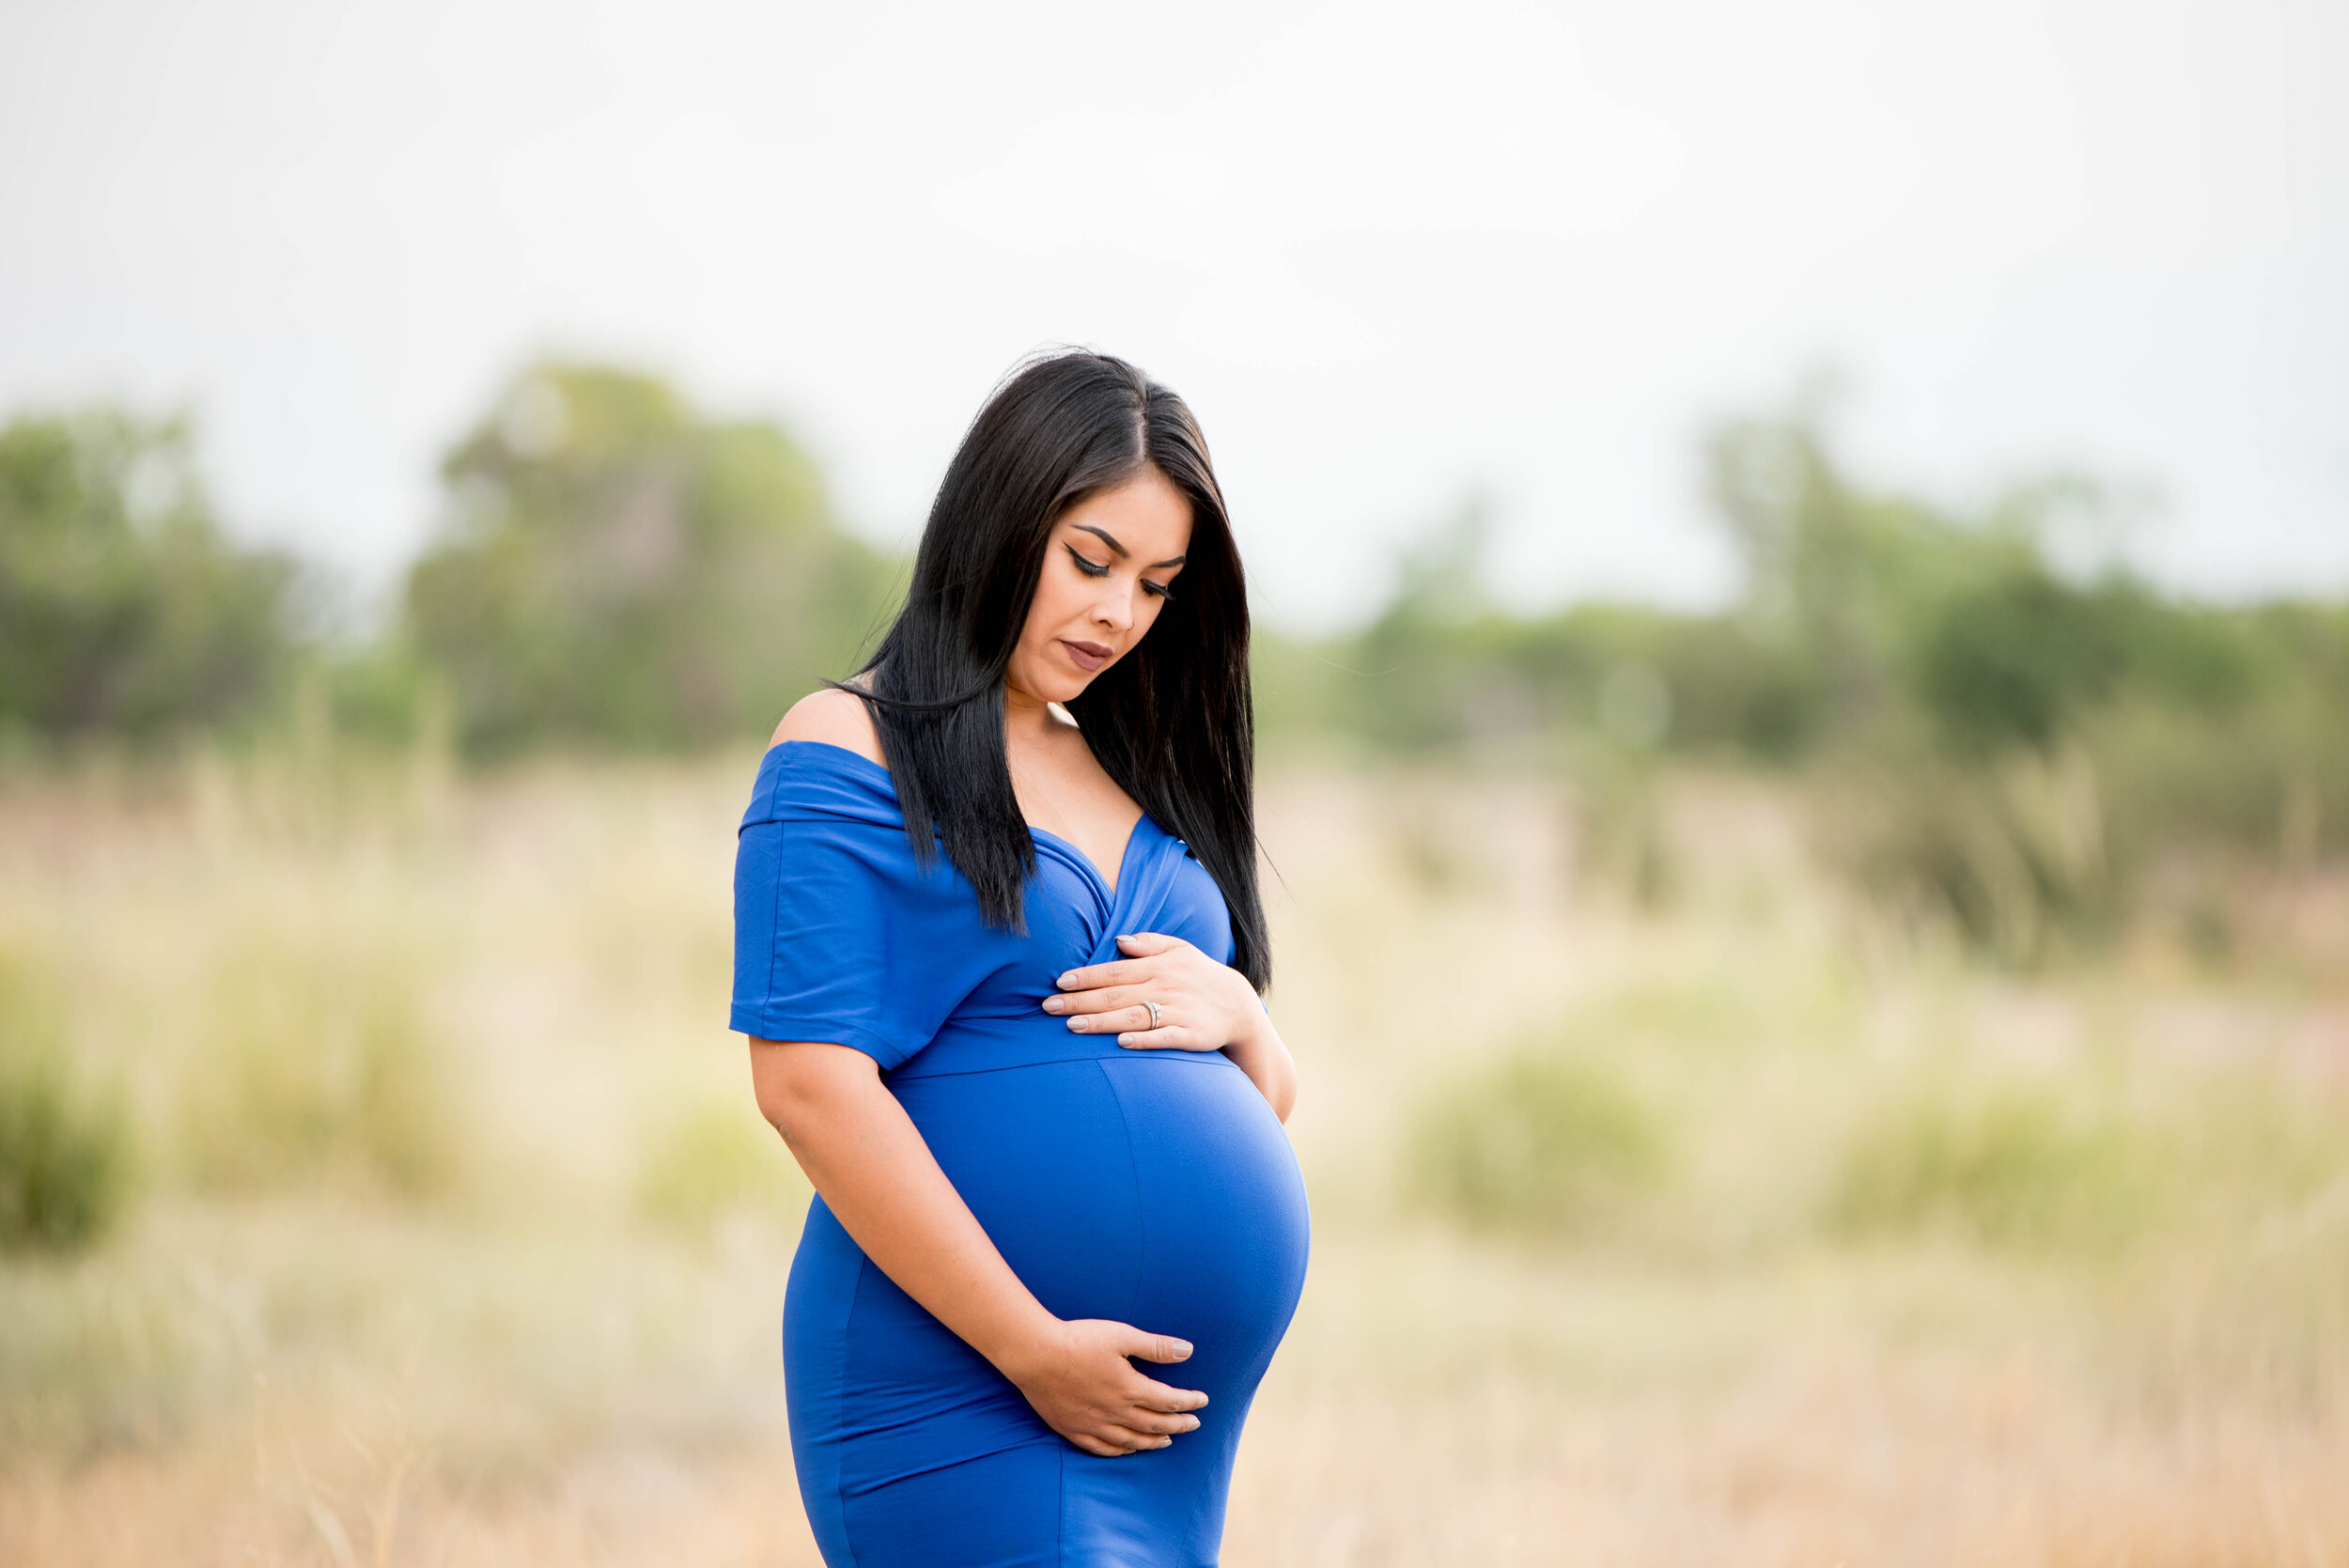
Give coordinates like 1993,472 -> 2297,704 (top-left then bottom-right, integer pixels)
1066,545 -> 1173,599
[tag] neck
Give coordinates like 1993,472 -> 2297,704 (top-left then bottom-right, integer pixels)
1002,680 -> 1056,746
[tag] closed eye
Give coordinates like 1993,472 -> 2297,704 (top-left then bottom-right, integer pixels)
1066,543 -> 1175,600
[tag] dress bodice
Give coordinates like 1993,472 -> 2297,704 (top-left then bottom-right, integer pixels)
730,739 -> 1237,1080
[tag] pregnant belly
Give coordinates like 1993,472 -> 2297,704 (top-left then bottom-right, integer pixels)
782,1050 -> 1310,1558
891,1052 -> 1311,1396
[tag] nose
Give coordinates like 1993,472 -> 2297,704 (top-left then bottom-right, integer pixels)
1091,582 -> 1133,633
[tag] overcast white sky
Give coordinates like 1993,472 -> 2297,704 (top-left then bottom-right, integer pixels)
3,0 -> 2345,631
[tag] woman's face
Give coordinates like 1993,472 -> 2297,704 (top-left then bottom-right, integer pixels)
1004,466 -> 1193,708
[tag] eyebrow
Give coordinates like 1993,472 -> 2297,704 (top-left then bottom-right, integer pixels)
1072,522 -> 1186,568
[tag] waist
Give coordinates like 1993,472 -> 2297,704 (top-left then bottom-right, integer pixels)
888,1010 -> 1244,1081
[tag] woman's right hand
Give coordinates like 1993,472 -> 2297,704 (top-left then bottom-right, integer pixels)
997,1319 -> 1209,1457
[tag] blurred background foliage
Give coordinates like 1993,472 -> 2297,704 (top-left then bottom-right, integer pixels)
1255,404 -> 2349,965
2,359 -> 2345,1264
4,357 -> 2343,954
405,364 -> 899,756
0,411 -> 301,750
0,363 -> 902,763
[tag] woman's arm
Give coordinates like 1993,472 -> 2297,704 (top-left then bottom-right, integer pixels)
1219,1009 -> 1299,1124
1044,932 -> 1299,1123
747,1037 -> 1207,1455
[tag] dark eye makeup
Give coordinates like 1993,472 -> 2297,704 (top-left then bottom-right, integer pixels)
1064,543 -> 1174,599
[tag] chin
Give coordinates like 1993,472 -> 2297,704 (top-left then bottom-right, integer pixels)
1009,652 -> 1095,709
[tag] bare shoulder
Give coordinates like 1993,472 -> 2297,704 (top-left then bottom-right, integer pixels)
769,686 -> 884,765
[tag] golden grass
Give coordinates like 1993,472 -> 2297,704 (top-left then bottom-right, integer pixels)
2,750 -> 2345,1564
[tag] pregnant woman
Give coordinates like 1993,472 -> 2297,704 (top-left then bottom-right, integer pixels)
732,351 -> 1310,1567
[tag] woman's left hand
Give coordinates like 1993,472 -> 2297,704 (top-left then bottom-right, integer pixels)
1042,932 -> 1263,1053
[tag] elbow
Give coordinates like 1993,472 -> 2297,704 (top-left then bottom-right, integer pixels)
754,1075 -> 832,1147
1273,1052 -> 1299,1124
1253,1062 -> 1298,1125
753,1075 -> 809,1141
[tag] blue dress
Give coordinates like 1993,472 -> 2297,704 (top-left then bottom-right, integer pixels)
731,740 -> 1312,1568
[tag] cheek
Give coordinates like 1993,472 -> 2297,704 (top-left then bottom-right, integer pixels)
1021,567 -> 1083,641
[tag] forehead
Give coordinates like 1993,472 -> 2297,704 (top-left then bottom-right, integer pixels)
1057,469 -> 1192,556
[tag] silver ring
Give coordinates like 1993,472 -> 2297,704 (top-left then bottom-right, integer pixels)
1143,1000 -> 1163,1029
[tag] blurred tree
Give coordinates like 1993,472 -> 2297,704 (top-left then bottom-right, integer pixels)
0,410 -> 299,744
1704,400 -> 2048,743
1907,568 -> 2131,755
403,363 -> 899,754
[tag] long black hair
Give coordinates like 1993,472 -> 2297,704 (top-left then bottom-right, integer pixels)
839,350 -> 1268,991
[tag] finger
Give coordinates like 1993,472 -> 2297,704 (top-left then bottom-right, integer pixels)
1128,1378 -> 1211,1414
1120,1410 -> 1204,1436
1097,1425 -> 1174,1453
1114,932 -> 1190,956
1056,959 -> 1150,991
1066,1432 -> 1124,1458
1068,1004 -> 1157,1036
1118,1026 -> 1212,1052
1121,1328 -> 1194,1364
1041,984 -> 1150,1016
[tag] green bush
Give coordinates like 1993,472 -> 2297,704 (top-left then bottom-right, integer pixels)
1407,1046 -> 1668,1235
1828,1081 -> 2153,1250
0,955 -> 132,1254
0,1051 -> 132,1255
177,926 -> 466,1202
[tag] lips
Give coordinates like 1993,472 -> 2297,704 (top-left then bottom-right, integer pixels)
1059,639 -> 1112,673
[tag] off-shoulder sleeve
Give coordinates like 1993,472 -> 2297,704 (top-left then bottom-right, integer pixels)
730,764 -> 987,1071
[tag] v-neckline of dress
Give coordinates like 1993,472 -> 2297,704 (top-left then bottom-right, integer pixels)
1027,814 -> 1146,901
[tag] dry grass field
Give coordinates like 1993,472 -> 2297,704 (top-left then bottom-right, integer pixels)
3,748 -> 2346,1566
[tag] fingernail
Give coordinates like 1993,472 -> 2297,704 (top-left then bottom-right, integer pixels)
1058,972 -> 1077,987
1067,1017 -> 1086,1032
1039,997 -> 1060,1012
1172,1341 -> 1192,1359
